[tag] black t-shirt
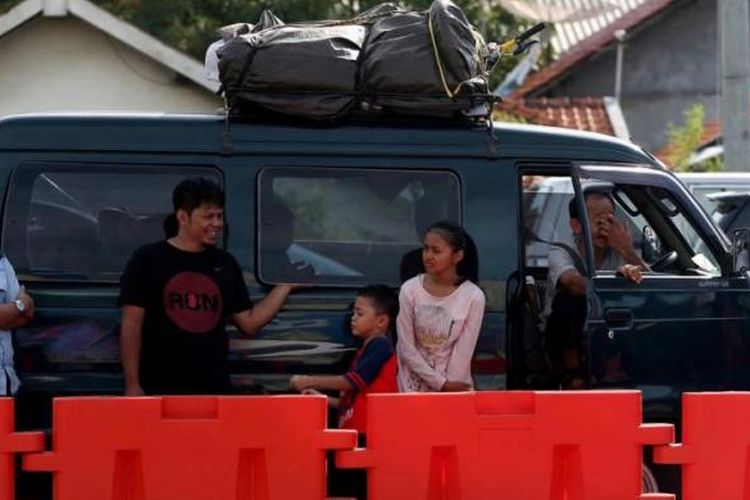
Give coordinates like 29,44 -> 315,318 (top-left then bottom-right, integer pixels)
119,241 -> 252,394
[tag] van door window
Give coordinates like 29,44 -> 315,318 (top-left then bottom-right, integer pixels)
2,164 -> 222,282
522,175 -> 580,269
581,178 -> 721,277
258,167 -> 460,286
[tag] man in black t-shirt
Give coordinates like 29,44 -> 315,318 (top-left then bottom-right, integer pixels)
119,178 -> 293,395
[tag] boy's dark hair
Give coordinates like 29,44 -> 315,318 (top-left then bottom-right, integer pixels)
172,178 -> 224,214
357,285 -> 399,335
425,221 -> 479,285
568,191 -> 615,221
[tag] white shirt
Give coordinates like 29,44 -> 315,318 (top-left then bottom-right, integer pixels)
542,240 -> 623,325
0,256 -> 21,396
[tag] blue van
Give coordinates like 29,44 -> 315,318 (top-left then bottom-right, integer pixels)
0,113 -> 748,433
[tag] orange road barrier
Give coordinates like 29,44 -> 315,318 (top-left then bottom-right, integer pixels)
0,398 -> 45,500
23,396 -> 356,500
337,391 -> 674,500
653,392 -> 750,500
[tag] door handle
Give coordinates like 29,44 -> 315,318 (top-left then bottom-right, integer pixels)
605,308 -> 633,330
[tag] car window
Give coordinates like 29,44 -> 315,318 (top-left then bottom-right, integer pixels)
257,167 -> 460,286
2,164 -> 222,282
583,177 -> 721,277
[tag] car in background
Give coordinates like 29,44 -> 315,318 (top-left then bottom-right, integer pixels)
706,191 -> 750,236
677,172 -> 750,228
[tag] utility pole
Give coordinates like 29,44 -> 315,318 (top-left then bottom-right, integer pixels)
614,29 -> 626,102
719,0 -> 750,172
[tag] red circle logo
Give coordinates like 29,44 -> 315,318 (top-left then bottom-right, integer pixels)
163,272 -> 223,334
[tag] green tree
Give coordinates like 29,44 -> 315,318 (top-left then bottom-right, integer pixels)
665,103 -> 723,172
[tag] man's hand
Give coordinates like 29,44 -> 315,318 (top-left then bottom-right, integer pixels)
617,264 -> 643,284
601,214 -> 633,256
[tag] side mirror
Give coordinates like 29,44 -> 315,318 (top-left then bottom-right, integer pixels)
732,228 -> 750,275
641,225 -> 661,263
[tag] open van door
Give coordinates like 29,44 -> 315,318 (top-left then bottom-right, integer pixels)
573,165 -> 750,421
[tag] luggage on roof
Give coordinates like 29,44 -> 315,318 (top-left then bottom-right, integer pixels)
208,1 -> 499,120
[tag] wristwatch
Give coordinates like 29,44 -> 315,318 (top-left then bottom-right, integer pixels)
14,298 -> 25,313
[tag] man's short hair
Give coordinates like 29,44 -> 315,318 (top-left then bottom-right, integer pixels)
172,178 -> 224,214
568,191 -> 615,221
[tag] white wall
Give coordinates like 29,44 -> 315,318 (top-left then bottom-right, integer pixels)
0,16 -> 221,116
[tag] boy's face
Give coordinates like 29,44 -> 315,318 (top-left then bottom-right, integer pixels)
351,296 -> 388,338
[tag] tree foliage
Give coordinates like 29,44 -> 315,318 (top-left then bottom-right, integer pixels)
89,0 -> 523,60
665,103 -> 723,172
1,0 -> 530,84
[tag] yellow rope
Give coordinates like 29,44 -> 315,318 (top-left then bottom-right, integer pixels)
428,11 -> 455,98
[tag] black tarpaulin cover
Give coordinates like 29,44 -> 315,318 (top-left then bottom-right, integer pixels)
216,1 -> 492,120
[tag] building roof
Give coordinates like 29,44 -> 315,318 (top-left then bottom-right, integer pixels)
510,0 -> 675,98
496,0 -> 650,55
0,0 -> 217,92
497,96 -> 630,138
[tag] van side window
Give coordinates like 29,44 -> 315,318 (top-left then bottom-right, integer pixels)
2,164 -> 222,282
257,167 -> 460,286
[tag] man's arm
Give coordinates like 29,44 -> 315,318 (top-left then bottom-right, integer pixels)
232,285 -> 293,336
605,215 -> 647,267
120,305 -> 145,396
556,269 -> 588,296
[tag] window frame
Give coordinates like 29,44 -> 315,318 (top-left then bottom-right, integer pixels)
255,165 -> 462,287
1,161 -> 223,284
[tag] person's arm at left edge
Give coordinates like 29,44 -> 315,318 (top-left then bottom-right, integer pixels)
0,257 -> 34,330
0,286 -> 33,330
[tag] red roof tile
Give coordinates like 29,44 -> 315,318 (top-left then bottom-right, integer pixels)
496,97 -> 615,135
510,0 -> 675,98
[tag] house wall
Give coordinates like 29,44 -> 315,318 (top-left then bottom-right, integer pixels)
537,0 -> 721,151
0,17 -> 220,116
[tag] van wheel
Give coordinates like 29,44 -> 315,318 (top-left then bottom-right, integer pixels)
642,463 -> 659,493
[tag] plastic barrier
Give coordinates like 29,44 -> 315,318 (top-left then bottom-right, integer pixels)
23,396 -> 356,500
653,392 -> 750,500
0,398 -> 45,500
337,391 -> 674,500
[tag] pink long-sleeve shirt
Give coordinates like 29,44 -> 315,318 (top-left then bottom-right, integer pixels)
396,274 -> 486,392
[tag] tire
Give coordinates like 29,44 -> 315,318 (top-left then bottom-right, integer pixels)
642,463 -> 659,493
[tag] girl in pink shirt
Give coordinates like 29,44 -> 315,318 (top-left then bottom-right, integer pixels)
397,221 -> 485,392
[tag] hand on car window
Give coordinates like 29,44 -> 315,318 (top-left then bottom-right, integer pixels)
616,264 -> 643,284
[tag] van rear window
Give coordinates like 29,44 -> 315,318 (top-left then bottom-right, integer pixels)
257,167 -> 460,286
2,164 -> 222,282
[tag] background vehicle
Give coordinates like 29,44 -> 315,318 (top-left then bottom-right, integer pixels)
677,172 -> 750,235
707,191 -> 750,235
